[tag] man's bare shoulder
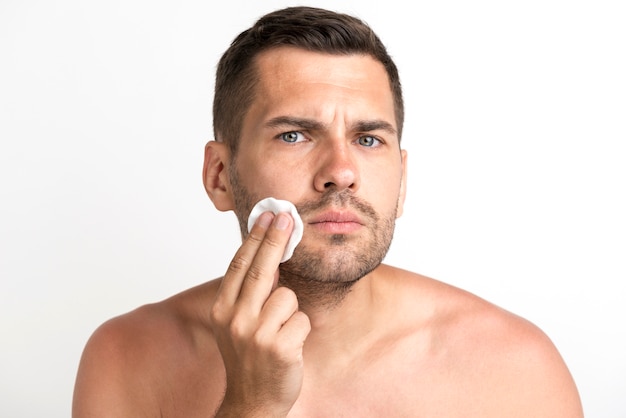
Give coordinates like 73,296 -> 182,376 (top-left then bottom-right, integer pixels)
377,265 -> 583,417
381,265 -> 554,339
78,278 -> 222,360
73,279 -> 225,417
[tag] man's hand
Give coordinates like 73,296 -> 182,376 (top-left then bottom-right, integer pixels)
210,211 -> 311,417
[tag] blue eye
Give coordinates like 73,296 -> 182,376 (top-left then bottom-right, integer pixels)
357,135 -> 380,147
280,131 -> 304,143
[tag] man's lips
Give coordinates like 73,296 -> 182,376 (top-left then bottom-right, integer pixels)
307,210 -> 364,234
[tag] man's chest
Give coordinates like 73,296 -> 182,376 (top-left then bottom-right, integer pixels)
284,351 -> 499,418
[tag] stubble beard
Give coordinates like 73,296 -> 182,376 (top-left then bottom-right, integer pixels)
229,162 -> 397,310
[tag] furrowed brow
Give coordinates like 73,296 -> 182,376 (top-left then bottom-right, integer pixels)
265,116 -> 326,131
264,116 -> 397,136
352,120 -> 397,135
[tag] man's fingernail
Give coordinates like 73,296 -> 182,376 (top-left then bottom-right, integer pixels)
275,213 -> 290,230
256,212 -> 274,228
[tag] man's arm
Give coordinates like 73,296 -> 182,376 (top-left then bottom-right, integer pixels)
72,315 -> 161,418
471,312 -> 584,418
505,326 -> 583,417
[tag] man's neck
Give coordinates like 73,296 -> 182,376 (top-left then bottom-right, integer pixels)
279,266 -> 388,364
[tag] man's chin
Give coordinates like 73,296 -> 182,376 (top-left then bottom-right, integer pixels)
279,247 -> 383,284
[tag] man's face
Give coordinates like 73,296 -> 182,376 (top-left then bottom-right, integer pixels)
229,47 -> 407,284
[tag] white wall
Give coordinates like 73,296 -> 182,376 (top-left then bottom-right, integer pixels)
1,0 -> 624,416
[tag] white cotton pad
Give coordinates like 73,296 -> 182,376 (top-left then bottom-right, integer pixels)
247,197 -> 304,263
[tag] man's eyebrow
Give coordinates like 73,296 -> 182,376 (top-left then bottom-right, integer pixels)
352,120 -> 397,135
265,116 -> 397,135
265,116 -> 325,131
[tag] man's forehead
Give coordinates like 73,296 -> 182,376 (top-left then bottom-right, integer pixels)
234,47 -> 399,149
249,48 -> 395,115
253,46 -> 388,87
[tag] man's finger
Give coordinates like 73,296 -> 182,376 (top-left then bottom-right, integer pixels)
237,212 -> 294,313
256,286 -> 299,336
216,211 -> 275,305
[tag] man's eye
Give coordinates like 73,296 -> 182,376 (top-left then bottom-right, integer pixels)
280,131 -> 305,143
357,135 -> 380,147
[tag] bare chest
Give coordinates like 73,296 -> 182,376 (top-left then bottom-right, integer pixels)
287,345 -> 499,418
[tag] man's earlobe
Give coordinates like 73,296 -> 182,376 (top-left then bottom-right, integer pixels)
203,141 -> 235,211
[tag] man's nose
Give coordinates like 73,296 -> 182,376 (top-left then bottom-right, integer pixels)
313,142 -> 360,193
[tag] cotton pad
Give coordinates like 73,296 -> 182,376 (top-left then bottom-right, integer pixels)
247,197 -> 304,263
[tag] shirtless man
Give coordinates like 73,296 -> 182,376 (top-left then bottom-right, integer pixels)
73,6 -> 583,417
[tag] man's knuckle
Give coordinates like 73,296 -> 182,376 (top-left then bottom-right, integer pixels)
209,302 -> 226,323
245,264 -> 266,283
227,254 -> 249,274
252,331 -> 282,357
262,234 -> 285,250
246,230 -> 264,245
228,315 -> 249,338
251,329 -> 269,349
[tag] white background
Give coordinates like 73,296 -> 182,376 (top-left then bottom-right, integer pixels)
1,0 -> 624,416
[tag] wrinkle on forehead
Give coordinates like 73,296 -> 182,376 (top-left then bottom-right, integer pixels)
249,47 -> 397,134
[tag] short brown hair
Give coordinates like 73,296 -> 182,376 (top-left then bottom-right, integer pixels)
213,6 -> 404,154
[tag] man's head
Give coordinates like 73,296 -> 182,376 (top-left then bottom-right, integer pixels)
212,6 -> 404,155
204,7 -> 407,302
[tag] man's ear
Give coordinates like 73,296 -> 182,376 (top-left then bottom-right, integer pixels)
203,141 -> 235,212
396,149 -> 408,218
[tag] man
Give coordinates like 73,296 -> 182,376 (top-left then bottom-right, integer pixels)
73,6 -> 583,417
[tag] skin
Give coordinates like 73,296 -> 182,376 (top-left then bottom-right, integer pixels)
72,48 -> 584,417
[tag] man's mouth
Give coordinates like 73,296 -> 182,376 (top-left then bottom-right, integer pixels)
307,210 -> 364,234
